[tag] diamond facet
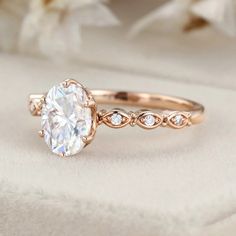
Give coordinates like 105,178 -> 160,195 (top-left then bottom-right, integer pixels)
144,114 -> 155,127
41,82 -> 93,156
111,113 -> 122,126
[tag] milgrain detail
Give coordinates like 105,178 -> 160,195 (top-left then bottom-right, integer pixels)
98,109 -> 192,129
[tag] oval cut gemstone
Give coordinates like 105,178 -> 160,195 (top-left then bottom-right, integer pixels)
41,82 -> 92,156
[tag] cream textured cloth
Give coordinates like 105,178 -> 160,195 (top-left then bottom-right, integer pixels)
0,51 -> 236,236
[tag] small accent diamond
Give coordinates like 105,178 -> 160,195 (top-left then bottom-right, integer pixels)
144,114 -> 155,126
173,115 -> 183,126
111,113 -> 122,126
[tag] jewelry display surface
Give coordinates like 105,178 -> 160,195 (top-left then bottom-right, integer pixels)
0,54 -> 236,236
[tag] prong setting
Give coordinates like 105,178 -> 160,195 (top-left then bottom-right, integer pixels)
62,79 -> 80,88
85,99 -> 96,108
29,94 -> 46,116
38,130 -> 44,138
39,79 -> 97,157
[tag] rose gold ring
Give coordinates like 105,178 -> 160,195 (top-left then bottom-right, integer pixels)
29,79 -> 204,157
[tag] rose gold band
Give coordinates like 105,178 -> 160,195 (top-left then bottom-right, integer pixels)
29,79 -> 205,157
92,90 -> 204,124
29,90 -> 204,130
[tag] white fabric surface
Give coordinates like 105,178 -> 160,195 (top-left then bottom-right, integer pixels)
0,53 -> 236,236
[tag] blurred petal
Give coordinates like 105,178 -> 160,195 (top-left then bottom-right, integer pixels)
130,0 -> 236,37
18,0 -> 118,59
77,3 -> 120,26
192,0 -> 236,36
0,0 -> 28,51
129,0 -> 191,37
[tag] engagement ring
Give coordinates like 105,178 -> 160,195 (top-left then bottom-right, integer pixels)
29,79 -> 204,157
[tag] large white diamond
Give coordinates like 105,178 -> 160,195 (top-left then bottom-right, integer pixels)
41,82 -> 92,156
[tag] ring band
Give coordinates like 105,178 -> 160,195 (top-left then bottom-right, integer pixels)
29,79 -> 204,157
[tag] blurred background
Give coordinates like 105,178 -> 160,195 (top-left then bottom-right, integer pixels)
0,0 -> 236,89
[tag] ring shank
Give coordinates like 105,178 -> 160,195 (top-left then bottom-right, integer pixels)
29,90 -> 204,124
91,90 -> 204,124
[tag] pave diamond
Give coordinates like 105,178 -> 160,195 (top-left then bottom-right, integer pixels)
144,114 -> 155,126
41,82 -> 92,156
111,113 -> 122,126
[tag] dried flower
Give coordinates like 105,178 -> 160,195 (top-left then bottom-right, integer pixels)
0,0 -> 119,59
19,0 -> 119,59
130,0 -> 236,37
